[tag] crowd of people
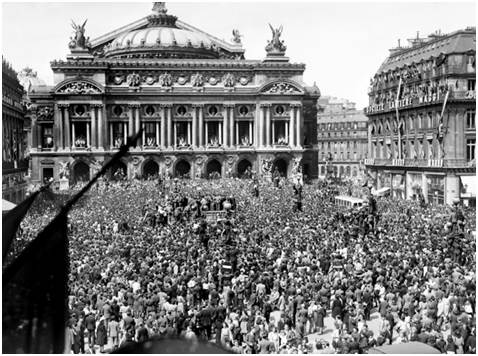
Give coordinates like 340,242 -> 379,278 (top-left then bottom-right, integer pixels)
9,176 -> 476,354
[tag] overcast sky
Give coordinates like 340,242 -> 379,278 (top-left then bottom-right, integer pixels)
2,1 -> 475,109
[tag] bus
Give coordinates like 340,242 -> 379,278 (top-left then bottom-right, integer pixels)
334,195 -> 365,209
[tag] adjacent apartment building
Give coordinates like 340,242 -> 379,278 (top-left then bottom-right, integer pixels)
364,27 -> 476,205
317,96 -> 368,180
2,58 -> 29,204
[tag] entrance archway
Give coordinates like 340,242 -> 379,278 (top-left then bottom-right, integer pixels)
73,161 -> 90,183
206,159 -> 222,179
273,158 -> 288,177
110,161 -> 127,180
237,159 -> 252,178
174,160 -> 191,178
143,160 -> 159,178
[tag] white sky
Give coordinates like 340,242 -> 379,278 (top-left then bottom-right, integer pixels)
1,1 -> 476,109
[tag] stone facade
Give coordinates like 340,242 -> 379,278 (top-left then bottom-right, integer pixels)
365,28 -> 476,205
28,3 -> 319,185
2,57 -> 28,204
317,96 -> 368,180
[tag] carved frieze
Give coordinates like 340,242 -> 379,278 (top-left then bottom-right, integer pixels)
56,81 -> 102,94
222,73 -> 236,87
263,82 -> 302,94
107,71 -> 252,87
191,73 -> 204,87
35,106 -> 54,121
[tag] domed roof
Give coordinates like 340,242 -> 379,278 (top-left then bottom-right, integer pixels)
103,3 -> 219,59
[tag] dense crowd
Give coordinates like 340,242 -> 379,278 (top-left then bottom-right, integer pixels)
11,177 -> 476,354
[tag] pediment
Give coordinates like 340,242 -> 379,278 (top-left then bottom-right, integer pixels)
53,78 -> 104,95
259,80 -> 304,95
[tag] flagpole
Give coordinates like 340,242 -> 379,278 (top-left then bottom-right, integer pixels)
61,130 -> 142,214
395,76 -> 402,159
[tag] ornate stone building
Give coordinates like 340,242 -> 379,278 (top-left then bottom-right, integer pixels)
2,58 -> 29,203
27,3 -> 319,184
365,28 -> 476,205
317,96 -> 368,180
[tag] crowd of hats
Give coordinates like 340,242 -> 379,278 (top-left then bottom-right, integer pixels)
11,178 -> 476,354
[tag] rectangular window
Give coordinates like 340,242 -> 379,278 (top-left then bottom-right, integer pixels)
466,139 -> 475,161
427,113 -> 433,128
42,167 -> 54,183
144,123 -> 156,146
42,124 -> 54,148
466,110 -> 476,129
468,79 -> 476,91
112,122 -> 124,148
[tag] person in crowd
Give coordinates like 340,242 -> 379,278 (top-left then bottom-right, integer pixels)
10,176 -> 475,354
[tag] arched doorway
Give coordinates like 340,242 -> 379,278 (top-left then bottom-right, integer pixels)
206,159 -> 222,179
237,159 -> 252,178
110,160 -> 127,180
143,160 -> 159,179
340,166 -> 345,176
174,160 -> 191,178
273,158 -> 288,177
73,161 -> 90,183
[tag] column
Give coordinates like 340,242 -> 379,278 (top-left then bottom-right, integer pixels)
296,104 -> 302,147
97,105 -> 103,149
205,122 -> 209,146
187,122 -> 192,145
64,105 -> 71,149
249,121 -> 253,145
72,123 -> 76,148
272,121 -> 275,145
54,104 -> 63,149
199,105 -> 204,147
123,123 -> 127,145
259,105 -> 265,147
222,106 -> 228,146
265,104 -> 271,147
166,105 -> 172,148
235,122 -> 239,145
255,104 -> 260,147
160,106 -> 166,148
192,105 -> 198,147
142,125 -> 146,147
289,105 -> 295,147
219,122 -> 223,144
285,121 -> 289,144
101,105 -> 107,150
90,105 -> 97,149
135,105 -> 141,146
109,124 -> 113,149
156,122 -> 160,147
86,123 -> 91,148
128,104 -> 134,136
229,105 -> 234,146
173,122 -> 177,147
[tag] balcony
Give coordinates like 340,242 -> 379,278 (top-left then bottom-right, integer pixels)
364,158 -> 473,169
365,90 -> 476,115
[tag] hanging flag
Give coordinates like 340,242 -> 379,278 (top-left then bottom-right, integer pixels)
2,212 -> 69,354
437,90 -> 450,141
2,130 -> 142,354
2,190 -> 41,260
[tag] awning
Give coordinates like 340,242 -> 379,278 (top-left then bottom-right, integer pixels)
460,176 -> 476,197
2,199 -> 16,212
